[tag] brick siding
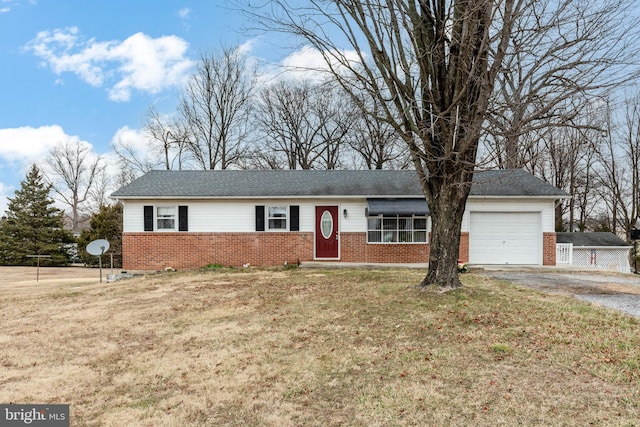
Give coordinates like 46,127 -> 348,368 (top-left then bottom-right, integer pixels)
543,232 -> 557,266
340,232 -> 430,263
459,232 -> 469,263
123,231 -> 431,270
122,230 -> 554,270
122,232 -> 314,270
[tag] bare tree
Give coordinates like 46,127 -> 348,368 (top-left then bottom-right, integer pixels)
45,140 -> 103,234
596,95 -> 640,240
347,95 -> 409,169
112,137 -> 161,177
252,79 -> 354,169
144,106 -> 191,170
482,0 -> 639,170
180,47 -> 256,170
314,81 -> 356,169
112,165 -> 138,193
88,166 -> 112,210
540,124 -> 600,232
253,79 -> 318,169
112,108 -> 193,180
244,0 -> 518,288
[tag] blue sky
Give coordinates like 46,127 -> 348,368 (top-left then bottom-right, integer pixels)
0,0 -> 320,213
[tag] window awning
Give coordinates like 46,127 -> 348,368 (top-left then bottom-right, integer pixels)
366,198 -> 429,216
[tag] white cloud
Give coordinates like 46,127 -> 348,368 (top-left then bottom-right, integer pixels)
281,46 -> 335,72
178,7 -> 192,31
111,126 -> 149,154
178,7 -> 191,19
258,45 -> 364,84
237,38 -> 258,56
25,28 -> 195,102
0,125 -> 96,214
0,125 -> 69,161
110,125 -> 162,172
285,45 -> 363,75
0,182 -> 9,216
0,0 -> 34,13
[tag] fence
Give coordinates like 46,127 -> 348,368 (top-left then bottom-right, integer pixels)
556,243 -> 573,264
556,243 -> 631,273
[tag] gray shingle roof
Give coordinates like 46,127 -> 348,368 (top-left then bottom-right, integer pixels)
111,169 -> 568,199
469,169 -> 568,197
556,232 -> 631,247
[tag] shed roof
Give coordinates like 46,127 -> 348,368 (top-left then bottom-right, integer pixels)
556,232 -> 631,247
111,169 -> 568,199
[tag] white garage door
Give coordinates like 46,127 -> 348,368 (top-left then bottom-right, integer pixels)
470,212 -> 541,265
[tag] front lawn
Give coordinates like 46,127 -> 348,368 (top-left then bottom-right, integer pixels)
1,268 -> 638,425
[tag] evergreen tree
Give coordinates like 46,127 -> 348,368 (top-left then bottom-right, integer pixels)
0,164 -> 75,266
77,203 -> 123,267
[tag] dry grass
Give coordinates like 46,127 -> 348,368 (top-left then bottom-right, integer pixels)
1,266 -> 639,426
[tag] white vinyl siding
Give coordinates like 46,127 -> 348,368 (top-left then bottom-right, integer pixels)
122,197 -> 556,266
122,199 -> 367,233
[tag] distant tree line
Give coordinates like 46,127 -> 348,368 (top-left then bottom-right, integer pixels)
111,41 -> 640,243
112,48 -> 410,175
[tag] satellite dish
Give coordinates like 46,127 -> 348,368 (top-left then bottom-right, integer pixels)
86,239 -> 110,256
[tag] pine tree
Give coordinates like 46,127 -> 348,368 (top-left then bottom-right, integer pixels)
0,164 -> 75,266
77,203 -> 123,267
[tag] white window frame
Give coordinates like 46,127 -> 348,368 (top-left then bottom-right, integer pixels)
156,206 -> 177,231
367,215 -> 428,244
267,205 -> 288,231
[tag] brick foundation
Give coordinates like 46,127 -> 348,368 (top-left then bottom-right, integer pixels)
122,232 -> 314,270
123,232 -> 431,270
340,232 -> 429,263
122,231 -> 554,270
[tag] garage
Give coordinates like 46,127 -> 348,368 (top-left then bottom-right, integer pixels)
469,212 -> 541,264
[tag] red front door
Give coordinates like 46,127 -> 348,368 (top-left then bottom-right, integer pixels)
315,206 -> 339,259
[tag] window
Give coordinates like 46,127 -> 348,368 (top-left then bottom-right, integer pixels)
267,206 -> 287,230
320,210 -> 333,238
256,205 -> 299,231
156,206 -> 176,230
367,215 -> 428,243
144,205 -> 188,231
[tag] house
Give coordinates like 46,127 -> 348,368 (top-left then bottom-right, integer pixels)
111,169 -> 568,270
556,232 -> 632,273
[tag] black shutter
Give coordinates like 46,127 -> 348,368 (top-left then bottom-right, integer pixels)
255,205 -> 265,231
144,205 -> 154,231
178,206 -> 188,231
290,205 -> 299,231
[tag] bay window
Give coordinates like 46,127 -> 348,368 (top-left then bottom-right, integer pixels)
367,215 -> 428,243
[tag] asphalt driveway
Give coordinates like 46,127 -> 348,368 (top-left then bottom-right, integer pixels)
480,269 -> 640,319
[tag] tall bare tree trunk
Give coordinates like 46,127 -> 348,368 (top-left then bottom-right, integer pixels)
421,173 -> 471,288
